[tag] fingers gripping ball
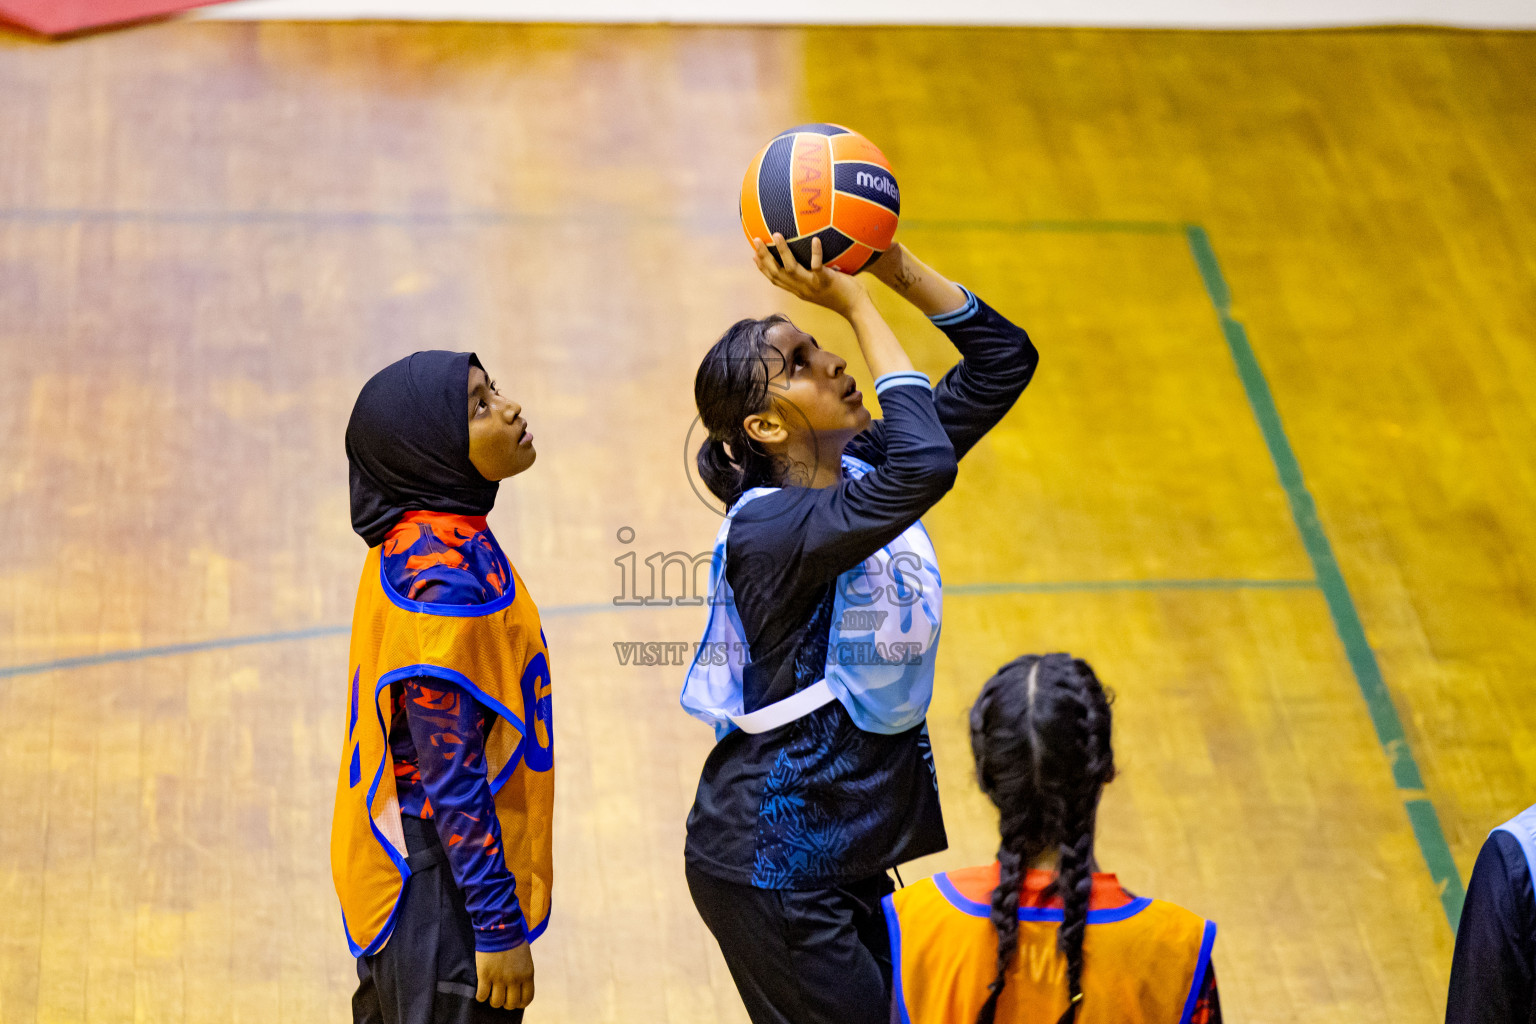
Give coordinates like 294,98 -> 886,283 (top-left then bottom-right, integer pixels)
740,123 -> 899,274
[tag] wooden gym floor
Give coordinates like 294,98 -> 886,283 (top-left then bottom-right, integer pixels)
1,20 -> 1533,1024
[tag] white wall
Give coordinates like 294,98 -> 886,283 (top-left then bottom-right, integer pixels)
194,0 -> 1536,29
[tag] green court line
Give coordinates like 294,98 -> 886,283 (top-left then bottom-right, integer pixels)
902,219 -> 1185,234
1185,223 -> 1465,928
948,578 -> 1316,596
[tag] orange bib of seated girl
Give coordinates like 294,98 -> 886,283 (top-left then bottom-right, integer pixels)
884,864 -> 1215,1024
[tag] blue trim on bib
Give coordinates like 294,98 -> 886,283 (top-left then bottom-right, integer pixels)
882,893 -> 914,1024
344,671 -> 417,957
352,663 -> 545,954
932,871 -> 988,916
933,872 -> 1152,923
376,664 -> 528,794
342,892 -> 408,959
377,545 -> 519,617
1178,920 -> 1219,1024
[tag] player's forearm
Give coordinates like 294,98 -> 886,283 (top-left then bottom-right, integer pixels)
462,868 -> 528,952
403,678 -> 530,951
868,244 -> 968,318
843,296 -> 914,379
434,801 -> 529,950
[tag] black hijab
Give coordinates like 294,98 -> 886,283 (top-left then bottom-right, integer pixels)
345,350 -> 499,547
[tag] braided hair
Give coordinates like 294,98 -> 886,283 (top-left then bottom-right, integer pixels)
694,315 -> 792,507
968,653 -> 1116,1024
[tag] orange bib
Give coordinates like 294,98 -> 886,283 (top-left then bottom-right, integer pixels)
331,544 -> 555,956
884,869 -> 1214,1024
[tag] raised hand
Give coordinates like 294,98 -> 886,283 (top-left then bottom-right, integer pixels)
752,233 -> 869,319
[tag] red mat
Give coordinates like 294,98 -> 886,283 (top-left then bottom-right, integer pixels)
0,0 -> 234,35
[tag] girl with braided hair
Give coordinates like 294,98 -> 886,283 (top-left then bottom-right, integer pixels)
882,653 -> 1221,1024
680,232 -> 1038,1024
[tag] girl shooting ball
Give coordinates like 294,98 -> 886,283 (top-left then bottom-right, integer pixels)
680,230 -> 1039,1024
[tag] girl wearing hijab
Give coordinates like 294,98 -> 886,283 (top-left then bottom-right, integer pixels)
334,350 -> 553,1024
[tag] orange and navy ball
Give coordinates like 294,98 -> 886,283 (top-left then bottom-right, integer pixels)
740,123 -> 899,275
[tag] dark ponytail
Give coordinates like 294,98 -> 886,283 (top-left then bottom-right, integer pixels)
969,653 -> 1116,1024
694,315 -> 790,506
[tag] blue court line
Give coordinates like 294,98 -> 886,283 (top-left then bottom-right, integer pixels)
0,600 -> 618,680
0,207 -> 738,230
0,623 -> 351,679
0,579 -> 1314,681
1186,223 -> 1465,928
0,208 -> 517,226
0,210 -> 1186,234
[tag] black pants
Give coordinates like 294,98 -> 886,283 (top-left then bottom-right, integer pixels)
354,816 -> 525,1024
687,862 -> 896,1024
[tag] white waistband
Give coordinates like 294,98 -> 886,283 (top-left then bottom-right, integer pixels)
730,679 -> 836,734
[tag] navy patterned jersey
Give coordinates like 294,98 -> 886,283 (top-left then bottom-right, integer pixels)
685,291 -> 1037,889
750,588 -> 946,887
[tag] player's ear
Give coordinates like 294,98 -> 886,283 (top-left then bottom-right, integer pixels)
742,412 -> 787,447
